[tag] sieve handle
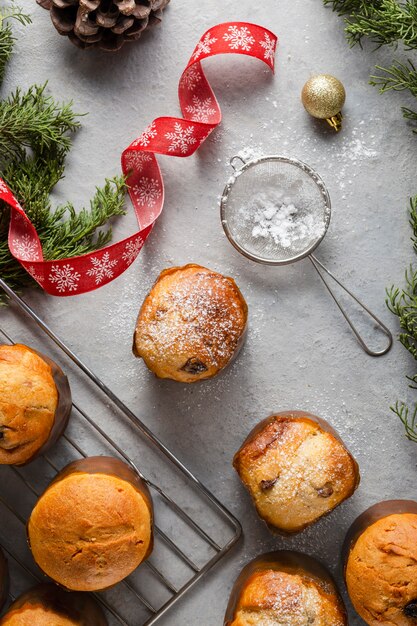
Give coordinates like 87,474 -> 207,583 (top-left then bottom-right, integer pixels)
309,254 -> 393,357
229,155 -> 247,171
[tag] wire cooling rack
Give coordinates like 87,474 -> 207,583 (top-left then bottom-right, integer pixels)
0,278 -> 242,626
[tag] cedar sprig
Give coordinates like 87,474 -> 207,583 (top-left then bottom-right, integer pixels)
0,84 -> 81,163
0,174 -> 126,292
323,0 -> 417,131
0,3 -> 128,299
343,1 -> 417,49
403,106 -> 417,123
0,3 -> 30,84
371,60 -> 417,97
387,264 -> 417,359
323,0 -> 382,18
391,402 -> 417,441
39,177 -> 127,260
370,60 -> 417,130
387,195 -> 417,439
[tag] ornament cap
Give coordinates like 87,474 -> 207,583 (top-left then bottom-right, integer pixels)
326,112 -> 343,132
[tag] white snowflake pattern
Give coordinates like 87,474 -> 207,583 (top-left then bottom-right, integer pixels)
0,179 -> 9,194
185,95 -> 216,123
223,25 -> 255,51
49,264 -> 81,293
182,65 -> 202,91
12,234 -> 40,260
28,265 -> 45,283
132,177 -> 162,207
12,211 -> 28,227
259,33 -> 276,64
124,151 -> 152,173
193,31 -> 217,60
133,121 -> 157,147
122,237 -> 143,266
87,252 -> 118,285
165,122 -> 197,154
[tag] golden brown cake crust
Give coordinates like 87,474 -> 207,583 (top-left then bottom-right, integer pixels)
0,344 -> 58,465
346,513 -> 417,626
0,608 -> 78,626
0,583 -> 107,626
133,264 -> 248,382
233,411 -> 360,533
27,457 -> 153,591
225,553 -> 347,626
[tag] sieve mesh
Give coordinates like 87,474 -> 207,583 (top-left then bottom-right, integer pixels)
220,156 -> 331,265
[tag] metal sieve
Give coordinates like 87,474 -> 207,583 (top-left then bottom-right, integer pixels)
220,154 -> 393,357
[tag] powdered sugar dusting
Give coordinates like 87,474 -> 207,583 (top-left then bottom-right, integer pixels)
235,569 -> 343,625
135,269 -> 247,372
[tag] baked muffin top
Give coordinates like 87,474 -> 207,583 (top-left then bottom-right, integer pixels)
28,466 -> 153,591
1,607 -> 84,626
228,569 -> 347,626
0,583 -> 107,626
0,344 -> 58,465
346,513 -> 417,626
133,264 -> 248,382
1,610 -> 77,625
234,412 -> 359,533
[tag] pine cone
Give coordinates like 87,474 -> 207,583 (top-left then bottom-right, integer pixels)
37,0 -> 171,51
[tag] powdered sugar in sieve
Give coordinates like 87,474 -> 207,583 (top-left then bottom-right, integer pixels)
221,155 -> 331,264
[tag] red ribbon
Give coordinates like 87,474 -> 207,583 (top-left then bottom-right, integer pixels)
2,22 -> 277,296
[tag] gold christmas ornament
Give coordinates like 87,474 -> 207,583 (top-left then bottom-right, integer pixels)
301,74 -> 346,132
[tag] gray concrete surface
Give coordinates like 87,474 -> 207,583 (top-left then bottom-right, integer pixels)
2,0 -> 417,623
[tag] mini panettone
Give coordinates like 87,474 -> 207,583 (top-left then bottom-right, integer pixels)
0,547 -> 9,612
133,264 -> 248,383
344,500 -> 417,626
233,411 -> 360,533
0,584 -> 107,625
0,344 -> 72,466
224,551 -> 348,626
27,456 -> 153,591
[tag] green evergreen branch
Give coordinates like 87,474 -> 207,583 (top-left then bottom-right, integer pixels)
0,3 -> 31,26
323,0 -> 417,132
410,193 -> 417,239
403,106 -> 417,128
344,1 -> 417,49
370,60 -> 417,128
0,3 -> 128,300
387,269 -> 417,359
0,4 -> 30,85
39,177 -> 127,260
371,60 -> 417,96
0,85 -> 81,164
387,195 -> 417,438
323,0 -> 382,16
324,0 -> 417,48
0,176 -> 126,294
391,401 -> 417,441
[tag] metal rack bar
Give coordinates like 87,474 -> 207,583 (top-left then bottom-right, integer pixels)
0,279 -> 242,626
1,547 -> 37,585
